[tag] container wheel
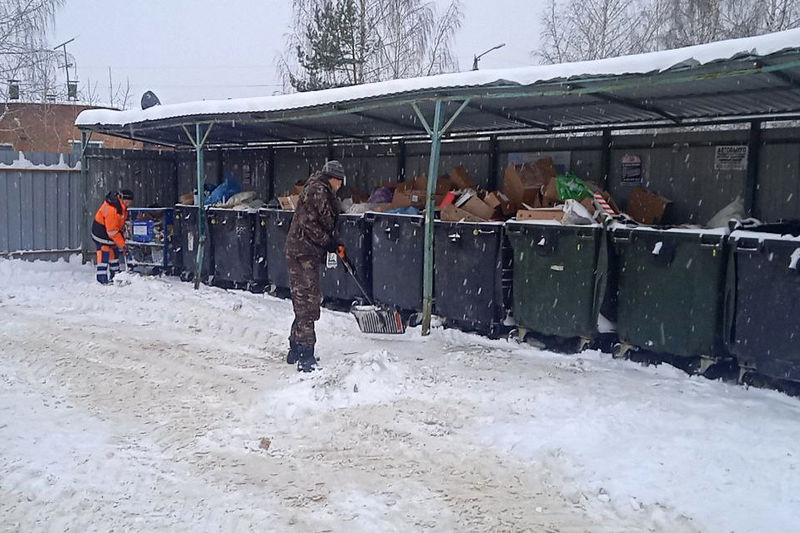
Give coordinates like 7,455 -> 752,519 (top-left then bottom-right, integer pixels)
612,342 -> 635,360
507,327 -> 527,343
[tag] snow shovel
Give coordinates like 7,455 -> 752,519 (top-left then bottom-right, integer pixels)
338,253 -> 406,334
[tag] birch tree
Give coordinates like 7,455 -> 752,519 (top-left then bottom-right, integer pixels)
536,0 -> 800,65
0,0 -> 67,102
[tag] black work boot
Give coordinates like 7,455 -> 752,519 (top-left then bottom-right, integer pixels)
286,340 -> 300,365
296,346 -> 318,373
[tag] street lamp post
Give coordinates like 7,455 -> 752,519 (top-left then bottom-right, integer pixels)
472,43 -> 506,70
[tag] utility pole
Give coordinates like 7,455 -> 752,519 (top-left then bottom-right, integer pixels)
53,37 -> 77,100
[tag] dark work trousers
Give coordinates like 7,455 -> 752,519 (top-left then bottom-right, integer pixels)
287,254 -> 322,348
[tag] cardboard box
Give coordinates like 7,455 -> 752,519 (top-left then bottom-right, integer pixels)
626,186 -> 671,225
441,203 -> 487,223
449,165 -> 477,190
391,189 -> 444,209
179,192 -> 195,205
541,176 -> 559,207
580,196 -> 596,215
414,175 -> 452,195
278,195 -> 300,210
503,158 -> 557,208
483,192 -> 502,210
516,207 -> 564,222
458,194 -> 495,220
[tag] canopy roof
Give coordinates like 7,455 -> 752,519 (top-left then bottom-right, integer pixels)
76,29 -> 800,147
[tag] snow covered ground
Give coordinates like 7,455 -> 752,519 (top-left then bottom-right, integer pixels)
1,256 -> 798,533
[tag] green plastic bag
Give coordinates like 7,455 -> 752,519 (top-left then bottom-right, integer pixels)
556,173 -> 592,201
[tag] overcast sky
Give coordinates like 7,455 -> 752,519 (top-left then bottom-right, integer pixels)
50,0 -> 541,107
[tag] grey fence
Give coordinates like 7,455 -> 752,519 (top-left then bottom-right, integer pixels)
0,151 -> 82,255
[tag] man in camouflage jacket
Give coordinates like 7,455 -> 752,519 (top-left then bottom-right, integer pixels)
285,160 -> 345,372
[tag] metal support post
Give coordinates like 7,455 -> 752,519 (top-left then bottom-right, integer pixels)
488,135 -> 499,191
194,123 -> 206,289
182,122 -> 214,290
396,140 -> 406,182
267,147 -> 276,200
413,99 -> 471,336
744,120 -> 762,218
79,129 -> 93,264
421,101 -> 443,335
600,129 -> 612,189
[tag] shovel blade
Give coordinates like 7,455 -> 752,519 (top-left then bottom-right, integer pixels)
351,306 -> 406,334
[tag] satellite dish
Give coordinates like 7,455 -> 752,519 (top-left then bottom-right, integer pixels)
141,91 -> 161,110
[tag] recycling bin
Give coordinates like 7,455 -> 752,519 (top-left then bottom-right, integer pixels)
124,207 -> 175,274
434,221 -> 510,333
506,221 -> 608,340
263,208 -> 293,291
611,225 -> 729,358
321,214 -> 373,301
207,208 -> 257,288
371,212 -> 424,311
729,223 -> 800,381
174,204 -> 213,283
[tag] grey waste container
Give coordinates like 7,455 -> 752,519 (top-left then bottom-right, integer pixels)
728,223 -> 800,382
207,208 -> 256,288
174,204 -> 213,283
434,220 -> 510,334
371,213 -> 424,311
321,214 -> 372,301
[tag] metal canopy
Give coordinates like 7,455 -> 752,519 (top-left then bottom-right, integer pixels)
78,50 -> 800,148
77,32 -> 800,335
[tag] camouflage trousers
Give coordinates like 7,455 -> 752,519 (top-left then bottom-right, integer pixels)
287,254 -> 322,348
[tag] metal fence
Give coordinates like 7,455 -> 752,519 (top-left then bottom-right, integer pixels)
0,151 -> 81,255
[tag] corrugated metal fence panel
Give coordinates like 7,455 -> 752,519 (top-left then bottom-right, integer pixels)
0,167 -> 81,253
84,148 -> 178,251
757,142 -> 800,222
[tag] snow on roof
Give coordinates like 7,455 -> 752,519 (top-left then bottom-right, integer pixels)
76,29 -> 800,128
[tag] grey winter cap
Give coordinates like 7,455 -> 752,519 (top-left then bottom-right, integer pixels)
322,160 -> 346,184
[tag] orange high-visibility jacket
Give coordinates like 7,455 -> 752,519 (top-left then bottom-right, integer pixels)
91,194 -> 128,249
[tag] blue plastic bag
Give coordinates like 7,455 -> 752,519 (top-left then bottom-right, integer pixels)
204,172 -> 242,206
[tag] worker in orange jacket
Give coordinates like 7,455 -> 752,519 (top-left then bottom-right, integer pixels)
91,189 -> 133,283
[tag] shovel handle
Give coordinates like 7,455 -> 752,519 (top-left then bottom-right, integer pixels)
340,254 -> 375,306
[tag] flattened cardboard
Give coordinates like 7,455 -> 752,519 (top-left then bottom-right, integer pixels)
516,207 -> 564,222
626,186 -> 671,225
278,195 -> 300,210
460,195 -> 495,220
441,203 -> 487,223
503,158 -> 556,208
450,165 -> 477,190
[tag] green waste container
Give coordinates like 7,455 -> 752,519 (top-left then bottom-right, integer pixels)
506,221 -> 608,340
611,226 -> 729,358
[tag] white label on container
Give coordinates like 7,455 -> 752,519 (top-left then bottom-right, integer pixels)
326,253 -> 338,269
714,146 -> 748,171
133,225 -> 148,236
187,232 -> 194,252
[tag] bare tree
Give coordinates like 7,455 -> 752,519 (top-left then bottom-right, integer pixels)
536,0 -> 800,65
280,0 -> 463,92
0,0 -> 67,102
537,0 -> 657,63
